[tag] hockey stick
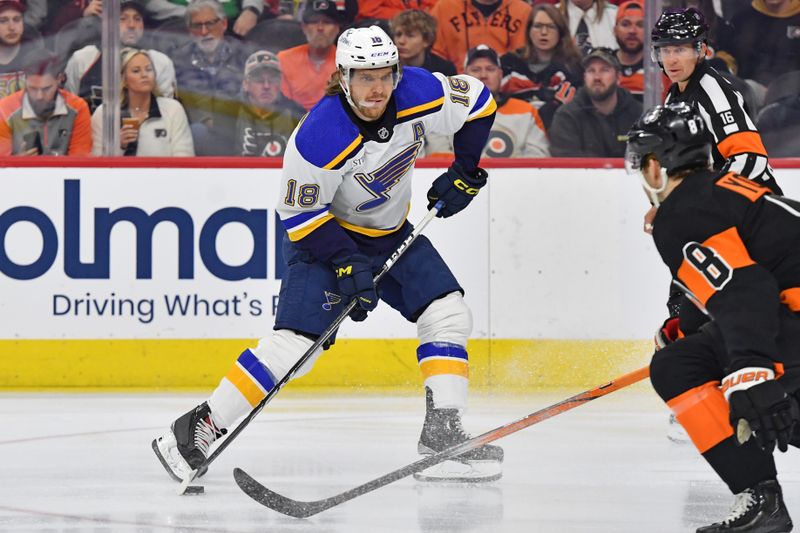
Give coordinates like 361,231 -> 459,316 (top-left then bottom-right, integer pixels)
176,200 -> 445,494
233,365 -> 650,517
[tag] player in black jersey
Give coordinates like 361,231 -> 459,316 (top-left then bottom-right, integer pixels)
627,101 -> 800,532
648,10 -> 783,437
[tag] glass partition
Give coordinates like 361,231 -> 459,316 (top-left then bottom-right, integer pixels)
1,0 -> 795,158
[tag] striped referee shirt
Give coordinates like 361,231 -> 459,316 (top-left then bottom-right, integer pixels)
665,61 -> 780,193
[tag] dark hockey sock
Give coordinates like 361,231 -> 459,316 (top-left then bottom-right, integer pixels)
702,436 -> 777,494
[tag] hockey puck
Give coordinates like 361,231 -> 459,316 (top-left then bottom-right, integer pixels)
184,485 -> 204,495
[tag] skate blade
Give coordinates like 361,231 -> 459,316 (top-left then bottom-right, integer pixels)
152,434 -> 205,482
413,459 -> 502,483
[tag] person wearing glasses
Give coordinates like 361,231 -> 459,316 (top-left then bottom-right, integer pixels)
172,0 -> 248,155
142,0 -> 264,37
548,46 -> 641,156
276,0 -> 345,111
499,4 -> 583,130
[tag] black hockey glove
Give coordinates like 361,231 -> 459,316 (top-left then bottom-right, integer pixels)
727,375 -> 800,453
426,163 -> 488,218
332,253 -> 378,322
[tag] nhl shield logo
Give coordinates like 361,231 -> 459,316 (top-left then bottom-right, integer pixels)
378,127 -> 389,139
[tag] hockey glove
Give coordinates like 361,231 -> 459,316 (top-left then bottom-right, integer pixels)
426,163 -> 488,218
332,253 -> 378,322
654,317 -> 681,351
725,368 -> 800,453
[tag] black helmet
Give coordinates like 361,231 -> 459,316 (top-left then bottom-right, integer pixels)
625,102 -> 711,175
651,7 -> 708,47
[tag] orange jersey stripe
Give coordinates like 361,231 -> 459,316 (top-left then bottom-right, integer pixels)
780,288 -> 800,312
225,363 -> 267,408
717,131 -> 767,158
677,227 -> 755,307
667,381 -> 732,453
419,359 -> 469,379
715,172 -> 771,202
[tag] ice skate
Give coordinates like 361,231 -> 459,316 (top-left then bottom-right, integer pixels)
414,387 -> 503,482
152,402 -> 225,482
697,479 -> 793,532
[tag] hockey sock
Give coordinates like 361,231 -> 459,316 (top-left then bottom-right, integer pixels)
417,342 -> 468,410
208,348 -> 277,428
667,380 -> 777,493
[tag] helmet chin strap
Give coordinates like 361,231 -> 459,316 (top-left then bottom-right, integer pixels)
639,167 -> 669,207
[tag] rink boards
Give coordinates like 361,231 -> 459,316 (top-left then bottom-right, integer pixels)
2,163 -> 799,389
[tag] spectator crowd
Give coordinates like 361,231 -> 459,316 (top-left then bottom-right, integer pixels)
0,0 -> 797,157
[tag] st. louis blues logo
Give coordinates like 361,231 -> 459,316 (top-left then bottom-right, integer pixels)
322,291 -> 342,311
354,141 -> 421,211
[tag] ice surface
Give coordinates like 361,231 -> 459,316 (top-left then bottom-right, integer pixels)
2,388 -> 799,532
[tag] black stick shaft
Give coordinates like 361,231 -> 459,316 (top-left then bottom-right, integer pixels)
182,202 -> 444,487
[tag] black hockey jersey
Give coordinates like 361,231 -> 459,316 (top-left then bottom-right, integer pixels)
652,170 -> 800,374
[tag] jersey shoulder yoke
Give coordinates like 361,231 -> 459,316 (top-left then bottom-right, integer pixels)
295,95 -> 363,170
394,67 -> 445,123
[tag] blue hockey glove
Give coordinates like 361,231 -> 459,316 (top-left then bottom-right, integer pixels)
726,371 -> 800,453
426,163 -> 488,218
332,253 -> 377,322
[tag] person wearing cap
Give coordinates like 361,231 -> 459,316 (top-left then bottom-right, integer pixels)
173,0 -> 248,155
390,9 -> 456,77
0,48 -> 92,156
429,0 -> 531,73
652,7 -> 778,192
549,46 -> 641,157
234,50 -> 305,157
64,1 -> 176,114
613,0 -> 668,102
0,0 -> 45,99
426,44 -> 549,157
276,0 -> 342,111
91,48 -> 193,156
141,0 -> 264,37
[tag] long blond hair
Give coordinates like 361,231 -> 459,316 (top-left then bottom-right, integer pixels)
325,69 -> 344,96
120,47 -> 161,105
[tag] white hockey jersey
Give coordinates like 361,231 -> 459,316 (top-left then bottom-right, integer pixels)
278,66 -> 495,246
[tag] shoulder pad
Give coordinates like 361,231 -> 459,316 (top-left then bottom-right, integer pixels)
295,95 -> 364,170
395,67 -> 445,123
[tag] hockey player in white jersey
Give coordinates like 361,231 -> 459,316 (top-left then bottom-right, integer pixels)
153,25 -> 502,483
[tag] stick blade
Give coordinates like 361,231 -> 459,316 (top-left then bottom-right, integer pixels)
234,468 -> 326,519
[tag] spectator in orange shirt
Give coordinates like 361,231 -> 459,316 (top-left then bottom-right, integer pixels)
277,0 -> 344,111
613,0 -> 669,101
357,0 -> 435,22
0,49 -> 91,155
430,0 -> 532,73
390,9 -> 456,76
